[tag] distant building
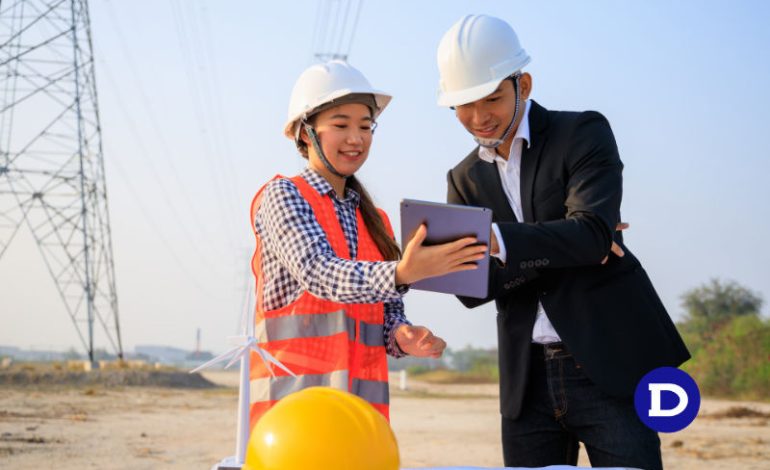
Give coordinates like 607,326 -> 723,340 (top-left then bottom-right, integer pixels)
186,350 -> 214,361
0,345 -> 67,361
134,345 -> 190,363
0,345 -> 21,357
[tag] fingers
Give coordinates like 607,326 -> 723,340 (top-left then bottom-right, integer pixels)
615,222 -> 629,231
402,326 -> 446,358
457,243 -> 488,257
430,337 -> 447,358
408,224 -> 427,248
448,263 -> 482,273
422,336 -> 446,358
417,330 -> 445,353
490,230 -> 500,255
443,243 -> 487,265
602,242 -> 625,265
419,240 -> 486,274
449,245 -> 487,265
399,324 -> 415,340
416,330 -> 434,349
446,235 -> 481,252
610,241 -> 625,258
402,229 -> 488,282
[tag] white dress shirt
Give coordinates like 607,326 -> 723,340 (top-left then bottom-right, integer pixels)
480,100 -> 561,344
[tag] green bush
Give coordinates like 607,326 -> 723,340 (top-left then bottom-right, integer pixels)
406,365 -> 433,376
468,355 -> 499,381
680,312 -> 770,400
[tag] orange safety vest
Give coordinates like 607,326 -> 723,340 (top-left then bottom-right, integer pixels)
248,174 -> 393,429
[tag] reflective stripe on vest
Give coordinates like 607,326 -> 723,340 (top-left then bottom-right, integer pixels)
255,309 -> 347,343
254,309 -> 384,347
351,378 -> 389,404
250,372 -> 388,405
248,174 -> 392,429
359,320 -> 385,347
250,370 -> 348,403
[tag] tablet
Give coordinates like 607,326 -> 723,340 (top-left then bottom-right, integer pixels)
400,199 -> 492,298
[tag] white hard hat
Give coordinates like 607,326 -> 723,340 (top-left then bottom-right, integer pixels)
436,14 -> 531,107
284,60 -> 392,139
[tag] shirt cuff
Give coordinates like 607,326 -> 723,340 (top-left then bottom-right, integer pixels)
491,223 -> 507,264
370,261 -> 404,300
383,261 -> 410,295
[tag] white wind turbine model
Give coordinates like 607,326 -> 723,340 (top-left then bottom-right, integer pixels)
191,287 -> 294,470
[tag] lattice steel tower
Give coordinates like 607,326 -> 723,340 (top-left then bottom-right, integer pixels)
0,0 -> 123,361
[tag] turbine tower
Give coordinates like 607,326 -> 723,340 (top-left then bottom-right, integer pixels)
0,0 -> 123,362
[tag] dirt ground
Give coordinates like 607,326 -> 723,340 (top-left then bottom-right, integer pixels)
0,370 -> 767,469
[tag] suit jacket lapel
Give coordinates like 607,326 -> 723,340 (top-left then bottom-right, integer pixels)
520,100 -> 549,223
470,157 -> 517,223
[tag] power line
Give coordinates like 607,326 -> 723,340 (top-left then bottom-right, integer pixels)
96,60 -> 229,280
106,144 -> 231,301
167,0 -> 242,244
346,0 -> 363,57
312,0 -> 364,63
101,0 -> 236,264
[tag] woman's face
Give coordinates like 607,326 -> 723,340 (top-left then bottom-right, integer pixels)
304,102 -> 374,178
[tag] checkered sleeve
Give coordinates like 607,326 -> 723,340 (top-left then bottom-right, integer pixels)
256,178 -> 403,304
384,299 -> 411,358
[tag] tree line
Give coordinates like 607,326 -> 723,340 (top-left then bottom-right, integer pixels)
678,279 -> 769,400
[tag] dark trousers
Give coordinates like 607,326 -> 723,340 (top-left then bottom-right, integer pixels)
501,343 -> 662,470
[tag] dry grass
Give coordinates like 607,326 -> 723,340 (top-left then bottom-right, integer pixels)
703,406 -> 770,419
408,369 -> 498,384
0,362 -> 216,389
0,371 -> 768,469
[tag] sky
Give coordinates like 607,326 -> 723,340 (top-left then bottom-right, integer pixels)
1,0 -> 769,356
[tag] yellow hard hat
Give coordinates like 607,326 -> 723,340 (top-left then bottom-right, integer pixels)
244,386 -> 400,470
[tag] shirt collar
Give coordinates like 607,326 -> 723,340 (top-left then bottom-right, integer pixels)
478,99 -> 532,163
301,167 -> 360,205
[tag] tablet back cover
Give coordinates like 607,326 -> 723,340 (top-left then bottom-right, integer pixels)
400,199 -> 492,298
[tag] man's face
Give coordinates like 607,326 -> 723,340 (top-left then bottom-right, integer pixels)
454,74 -> 531,143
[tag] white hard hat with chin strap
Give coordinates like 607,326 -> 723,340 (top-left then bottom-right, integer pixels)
285,60 -> 391,178
437,14 -> 531,149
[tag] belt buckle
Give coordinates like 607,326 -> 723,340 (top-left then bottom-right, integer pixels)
543,342 -> 564,359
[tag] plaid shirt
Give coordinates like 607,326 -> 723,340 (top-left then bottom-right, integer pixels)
254,168 -> 410,357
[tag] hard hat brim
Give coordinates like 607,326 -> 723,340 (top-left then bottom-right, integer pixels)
437,77 -> 507,108
284,90 -> 391,140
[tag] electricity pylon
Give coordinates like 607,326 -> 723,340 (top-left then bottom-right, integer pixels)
0,0 -> 123,362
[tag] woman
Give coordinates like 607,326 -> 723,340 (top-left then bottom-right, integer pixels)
249,60 -> 486,426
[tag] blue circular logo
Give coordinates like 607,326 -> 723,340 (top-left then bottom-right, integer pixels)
634,367 -> 700,433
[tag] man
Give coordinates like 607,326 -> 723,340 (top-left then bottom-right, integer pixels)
439,14 -> 690,469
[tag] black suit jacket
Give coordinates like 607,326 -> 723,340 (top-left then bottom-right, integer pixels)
446,100 -> 690,419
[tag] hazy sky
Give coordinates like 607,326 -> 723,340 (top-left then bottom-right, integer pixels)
2,0 -> 769,355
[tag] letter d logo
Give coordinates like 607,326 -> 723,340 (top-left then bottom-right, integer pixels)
635,367 -> 700,432
648,383 -> 688,417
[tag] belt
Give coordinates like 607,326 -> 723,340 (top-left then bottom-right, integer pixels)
531,341 -> 569,359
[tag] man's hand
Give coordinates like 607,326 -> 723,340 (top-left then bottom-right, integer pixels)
601,222 -> 629,264
490,229 -> 500,255
394,324 -> 446,359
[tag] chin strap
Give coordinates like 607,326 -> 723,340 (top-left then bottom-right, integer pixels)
474,73 -> 522,149
303,121 -> 348,179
